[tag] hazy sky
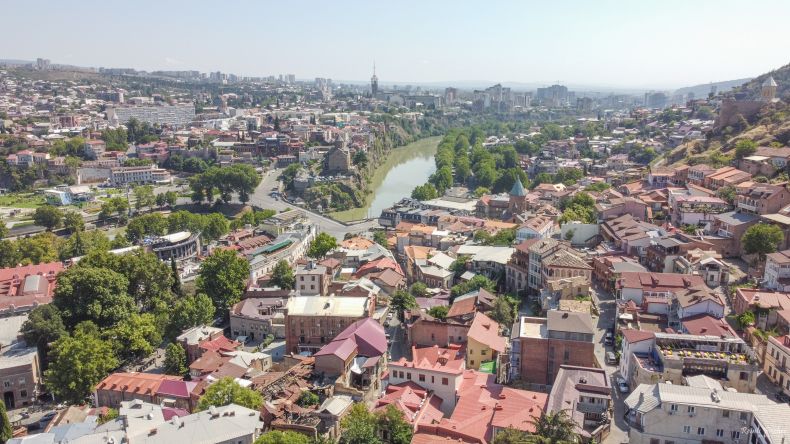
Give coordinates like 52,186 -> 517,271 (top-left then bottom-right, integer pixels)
4,0 -> 790,89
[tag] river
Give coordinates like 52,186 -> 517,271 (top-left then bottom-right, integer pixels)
329,136 -> 441,222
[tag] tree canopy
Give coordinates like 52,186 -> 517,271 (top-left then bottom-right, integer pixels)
743,223 -> 784,262
197,249 -> 250,317
271,260 -> 295,290
197,377 -> 263,411
307,232 -> 338,258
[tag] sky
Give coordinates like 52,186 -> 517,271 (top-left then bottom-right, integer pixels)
4,0 -> 790,90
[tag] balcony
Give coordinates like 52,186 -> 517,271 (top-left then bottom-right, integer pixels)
737,202 -> 757,213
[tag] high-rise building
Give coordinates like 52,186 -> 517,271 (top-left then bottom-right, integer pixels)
370,63 -> 379,97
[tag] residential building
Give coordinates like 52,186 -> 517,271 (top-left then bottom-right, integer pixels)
107,103 -> 196,126
540,275 -> 591,311
515,215 -> 555,242
94,372 -> 185,409
505,238 -> 537,295
625,381 -> 790,444
620,330 -> 759,393
702,166 -> 752,190
314,318 -> 387,393
229,297 -> 287,341
733,288 -> 790,334
295,261 -> 330,295
764,249 -> 790,291
736,181 -> 790,215
110,165 -> 172,186
176,325 -> 226,364
764,335 -> 790,397
509,311 -> 596,386
465,312 -> 507,371
284,295 -> 372,355
388,344 -> 467,415
412,370 -> 548,444
548,366 -> 611,443
0,343 -> 41,408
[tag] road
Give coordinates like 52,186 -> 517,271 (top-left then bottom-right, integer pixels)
386,317 -> 410,362
248,168 -> 379,240
590,284 -> 629,444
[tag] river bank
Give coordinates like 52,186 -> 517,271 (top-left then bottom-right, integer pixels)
329,136 -> 441,222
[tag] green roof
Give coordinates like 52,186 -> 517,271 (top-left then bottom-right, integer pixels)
479,360 -> 496,374
262,239 -> 293,253
510,178 -> 526,197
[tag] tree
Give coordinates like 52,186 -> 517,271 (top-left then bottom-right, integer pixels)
163,342 -> 188,376
125,213 -> 168,242
197,250 -> 250,317
45,322 -> 119,404
254,431 -> 311,444
53,266 -> 135,329
734,139 -> 757,159
489,296 -> 517,327
376,404 -> 412,444
492,427 -> 531,444
133,185 -> 156,210
0,395 -> 12,443
716,185 -> 737,204
33,205 -> 63,231
373,230 -> 388,247
427,305 -> 449,320
20,304 -> 67,369
201,213 -> 230,241
307,232 -> 338,259
171,257 -> 182,296
743,223 -> 785,262
450,274 -> 495,299
197,377 -> 263,411
410,282 -> 428,297
0,218 -> 8,240
271,260 -> 295,290
390,290 -> 417,322
411,183 -> 438,201
63,211 -> 85,232
429,166 -> 454,194
296,391 -> 320,407
340,403 -> 381,444
167,293 -> 216,339
59,230 -> 111,261
107,313 -> 162,361
737,311 -> 755,329
529,410 -> 579,444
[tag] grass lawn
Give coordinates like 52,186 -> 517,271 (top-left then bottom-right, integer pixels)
0,193 -> 47,208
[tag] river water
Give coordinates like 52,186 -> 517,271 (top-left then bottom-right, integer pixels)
330,136 -> 441,221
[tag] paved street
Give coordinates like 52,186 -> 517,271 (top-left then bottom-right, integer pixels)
386,317 -> 410,362
590,284 -> 629,444
249,168 -> 378,240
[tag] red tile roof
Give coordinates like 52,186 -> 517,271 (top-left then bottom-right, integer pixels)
467,312 -> 506,353
621,328 -> 655,344
95,372 -> 182,397
0,262 -> 64,312
681,314 -> 737,337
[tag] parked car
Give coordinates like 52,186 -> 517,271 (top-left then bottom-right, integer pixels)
604,332 -> 614,345
39,411 -> 57,427
617,377 -> 629,393
606,351 -> 618,365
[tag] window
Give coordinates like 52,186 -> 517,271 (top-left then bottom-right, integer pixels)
716,429 -> 724,438
2,381 -> 10,388
564,350 -> 570,361
18,378 -> 25,386
469,349 -> 474,355
687,406 -> 695,413
683,426 -> 691,434
650,439 -> 660,444
697,428 -> 705,436
670,404 -> 678,412
470,360 -> 475,366
20,390 -> 27,399
419,374 -> 425,382
664,441 -> 674,444
740,371 -> 748,380
407,373 -> 411,380
722,410 -> 730,418
481,349 -> 487,356
431,376 -> 435,383
441,377 -> 449,385
731,431 -> 741,440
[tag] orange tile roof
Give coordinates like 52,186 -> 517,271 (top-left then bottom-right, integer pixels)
95,372 -> 181,396
467,312 -> 506,353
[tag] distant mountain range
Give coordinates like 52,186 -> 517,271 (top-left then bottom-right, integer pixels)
672,78 -> 753,99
